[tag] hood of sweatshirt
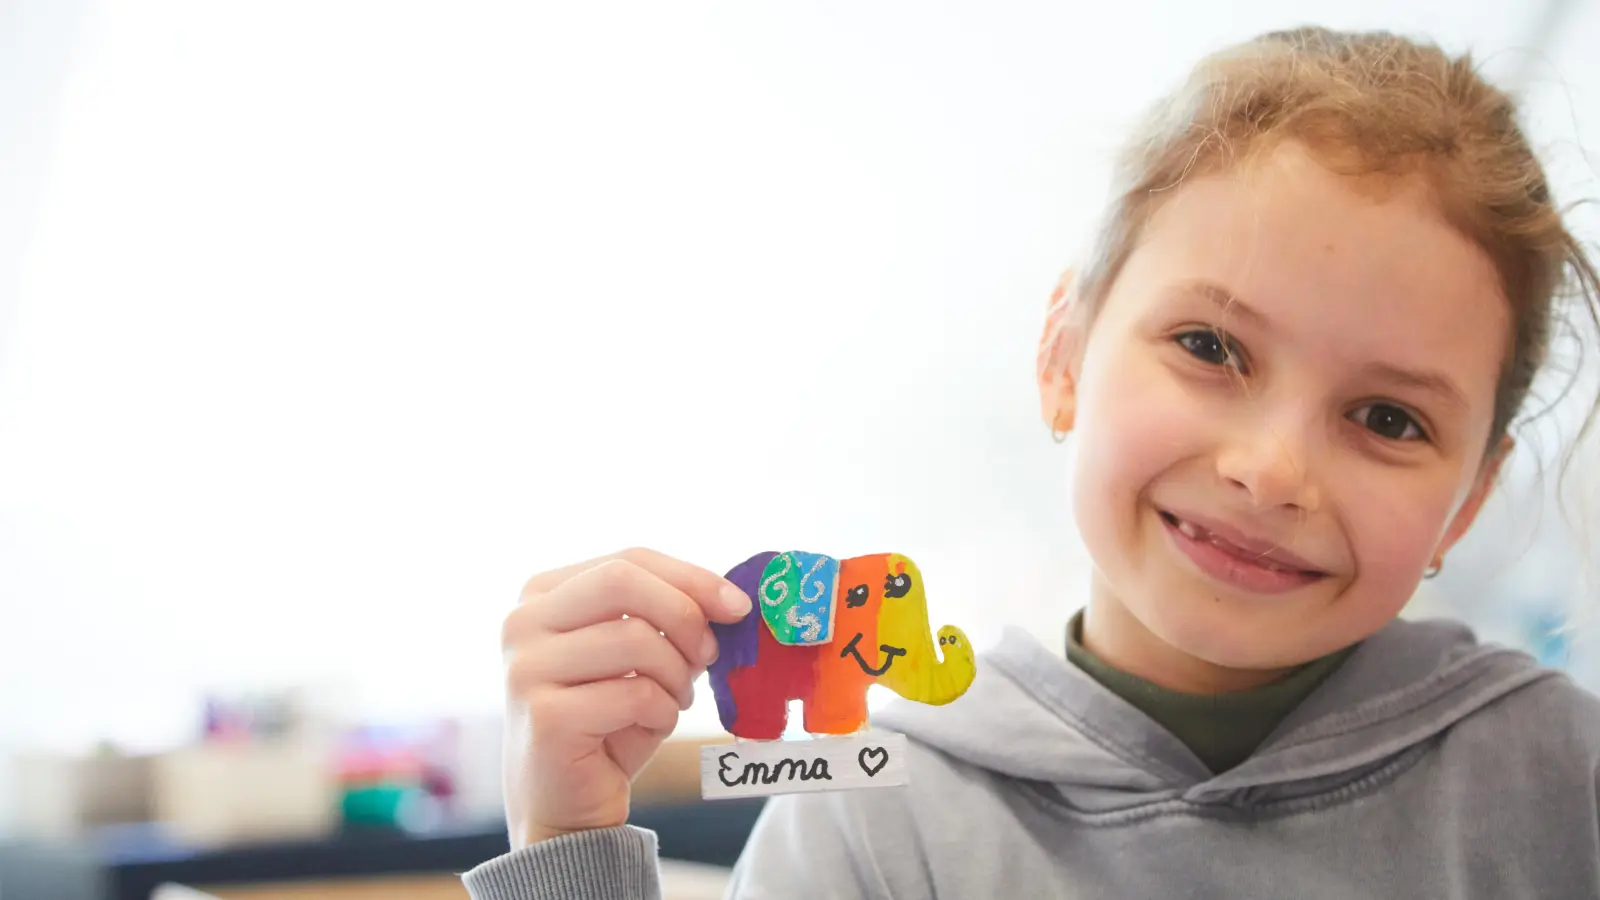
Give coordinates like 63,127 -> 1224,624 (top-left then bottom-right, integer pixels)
873,616 -> 1557,813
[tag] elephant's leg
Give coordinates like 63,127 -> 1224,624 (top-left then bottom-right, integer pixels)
803,553 -> 885,735
726,666 -> 787,740
803,676 -> 869,735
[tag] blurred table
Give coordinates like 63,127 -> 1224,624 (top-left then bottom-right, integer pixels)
182,875 -> 468,899
0,800 -> 763,900
178,861 -> 732,900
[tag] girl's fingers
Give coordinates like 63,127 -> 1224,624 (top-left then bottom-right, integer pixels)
518,617 -> 699,710
524,676 -> 681,748
520,548 -> 752,622
513,557 -> 720,669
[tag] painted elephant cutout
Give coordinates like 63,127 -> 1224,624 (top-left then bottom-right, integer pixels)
708,551 -> 976,740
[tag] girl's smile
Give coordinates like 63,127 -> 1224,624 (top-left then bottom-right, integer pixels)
1156,506 -> 1328,595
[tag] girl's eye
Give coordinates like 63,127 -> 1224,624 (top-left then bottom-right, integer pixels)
1350,403 -> 1425,441
1175,329 -> 1246,372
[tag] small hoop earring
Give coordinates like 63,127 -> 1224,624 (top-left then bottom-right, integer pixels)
1051,427 -> 1069,444
1423,561 -> 1443,579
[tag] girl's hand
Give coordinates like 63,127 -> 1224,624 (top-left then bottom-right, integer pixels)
500,548 -> 752,847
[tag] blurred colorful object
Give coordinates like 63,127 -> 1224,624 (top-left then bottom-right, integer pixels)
709,551 -> 976,740
334,723 -> 458,832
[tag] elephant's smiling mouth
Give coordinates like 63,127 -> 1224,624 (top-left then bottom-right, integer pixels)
841,632 -> 907,677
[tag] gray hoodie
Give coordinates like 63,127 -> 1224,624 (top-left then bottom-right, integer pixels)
464,617 -> 1600,899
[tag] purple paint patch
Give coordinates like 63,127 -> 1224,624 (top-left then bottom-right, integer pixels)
708,551 -> 776,733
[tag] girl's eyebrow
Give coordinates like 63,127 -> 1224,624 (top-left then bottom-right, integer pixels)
1170,279 -> 1272,330
1361,362 -> 1470,412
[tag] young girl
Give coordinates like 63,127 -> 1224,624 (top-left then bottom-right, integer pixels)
472,26 -> 1600,899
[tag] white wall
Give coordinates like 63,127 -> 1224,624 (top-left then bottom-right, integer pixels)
0,1 -> 1593,776
0,0 -> 102,831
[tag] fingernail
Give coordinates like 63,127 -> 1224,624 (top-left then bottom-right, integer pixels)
718,583 -> 752,617
700,631 -> 719,665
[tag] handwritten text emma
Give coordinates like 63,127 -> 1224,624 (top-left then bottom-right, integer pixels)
716,751 -> 833,787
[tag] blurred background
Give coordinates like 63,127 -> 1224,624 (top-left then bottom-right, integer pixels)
0,1 -> 1597,897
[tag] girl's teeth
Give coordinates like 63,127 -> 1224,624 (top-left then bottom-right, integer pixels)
1174,514 -> 1301,573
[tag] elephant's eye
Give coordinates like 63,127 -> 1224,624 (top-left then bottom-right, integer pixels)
845,584 -> 869,608
883,573 -> 912,599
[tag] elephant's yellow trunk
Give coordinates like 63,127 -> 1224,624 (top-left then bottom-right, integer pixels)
919,625 -> 977,705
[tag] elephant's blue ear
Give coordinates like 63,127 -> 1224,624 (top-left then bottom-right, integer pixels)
757,551 -> 839,646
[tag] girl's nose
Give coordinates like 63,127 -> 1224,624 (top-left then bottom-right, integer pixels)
1214,424 -> 1322,513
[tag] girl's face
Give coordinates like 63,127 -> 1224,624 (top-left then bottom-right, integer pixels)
1045,142 -> 1511,691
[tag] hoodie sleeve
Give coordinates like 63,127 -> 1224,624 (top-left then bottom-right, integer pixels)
460,788 -> 928,900
723,790 -> 930,898
461,825 -> 662,900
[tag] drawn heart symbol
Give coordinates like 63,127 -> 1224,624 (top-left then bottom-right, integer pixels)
858,746 -> 888,777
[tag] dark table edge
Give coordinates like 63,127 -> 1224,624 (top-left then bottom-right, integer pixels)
0,797 -> 767,900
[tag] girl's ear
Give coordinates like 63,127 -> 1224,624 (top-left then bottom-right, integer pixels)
1432,435 -> 1514,565
1038,268 -> 1085,436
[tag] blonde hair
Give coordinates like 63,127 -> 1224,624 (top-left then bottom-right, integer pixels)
1049,26 -> 1600,454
